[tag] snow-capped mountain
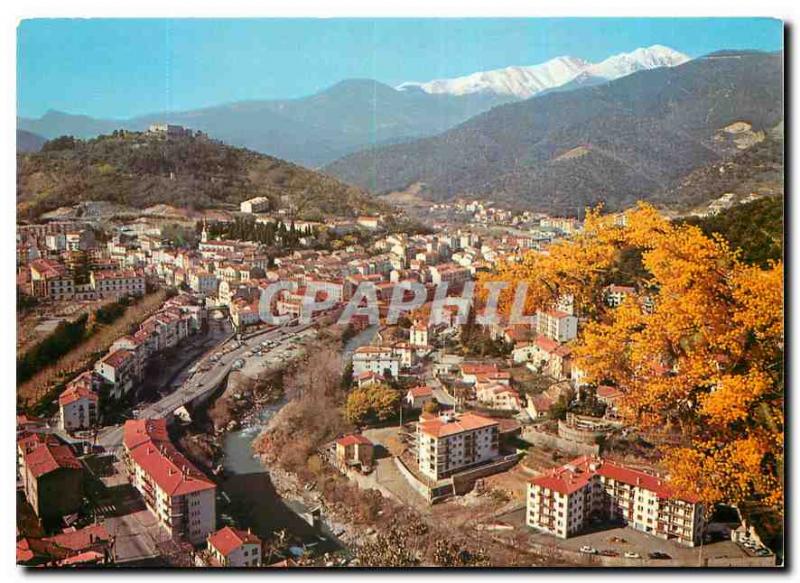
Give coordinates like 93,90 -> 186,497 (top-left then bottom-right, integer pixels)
397,45 -> 690,99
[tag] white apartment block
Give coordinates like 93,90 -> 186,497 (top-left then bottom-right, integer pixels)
416,413 -> 500,481
123,420 -> 217,545
536,309 -> 578,343
527,456 -> 704,547
94,349 -> 136,399
352,346 -> 400,379
90,270 -> 146,299
58,374 -> 98,432
240,196 -> 271,214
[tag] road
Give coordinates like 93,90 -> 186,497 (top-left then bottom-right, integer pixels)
97,320 -> 316,449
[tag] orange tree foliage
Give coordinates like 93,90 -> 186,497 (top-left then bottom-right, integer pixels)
480,204 -> 783,509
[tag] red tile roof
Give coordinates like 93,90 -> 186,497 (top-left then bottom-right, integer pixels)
418,412 -> 498,438
129,439 -> 216,496
23,443 -> 82,478
528,394 -> 554,412
59,383 -> 98,407
533,335 -> 560,354
336,434 -> 373,447
99,348 -> 133,369
530,456 -> 698,502
123,419 -> 169,451
461,363 -> 499,376
44,524 -> 110,551
207,526 -> 261,557
596,385 -> 623,401
407,385 -> 433,398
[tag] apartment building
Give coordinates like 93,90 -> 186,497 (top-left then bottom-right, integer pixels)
123,419 -> 216,545
352,346 -> 400,379
188,271 -> 219,295
58,374 -> 98,432
416,412 -> 500,481
536,309 -> 578,343
206,526 -> 262,567
428,263 -> 472,287
90,269 -> 146,298
409,321 -> 429,347
240,196 -> 271,214
94,349 -> 136,399
21,441 -> 83,520
29,258 -> 74,300
527,456 -> 704,547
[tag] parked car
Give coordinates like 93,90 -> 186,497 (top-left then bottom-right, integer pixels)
599,550 -> 618,557
755,548 -> 772,557
580,546 -> 598,554
624,552 -> 641,559
648,551 -> 671,559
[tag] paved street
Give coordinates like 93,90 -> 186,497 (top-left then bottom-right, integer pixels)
97,319 -> 317,449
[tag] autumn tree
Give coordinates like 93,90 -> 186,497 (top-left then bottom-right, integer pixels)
481,203 -> 783,511
344,384 -> 400,426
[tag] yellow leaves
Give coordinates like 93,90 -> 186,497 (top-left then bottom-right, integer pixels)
699,369 -> 773,426
483,201 -> 783,510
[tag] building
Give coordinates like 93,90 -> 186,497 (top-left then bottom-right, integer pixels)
17,523 -> 114,567
21,441 -> 83,520
335,434 -> 374,469
207,526 -> 262,567
148,123 -> 192,137
94,349 -> 136,399
240,197 -> 271,214
90,269 -> 146,299
29,258 -> 74,300
188,271 -> 219,296
429,263 -> 472,287
527,456 -> 704,546
122,420 -> 216,545
405,385 -> 434,409
526,394 -> 554,419
58,377 -> 98,432
356,216 -> 382,230
596,385 -> 624,412
352,346 -> 400,379
536,309 -> 578,343
409,321 -> 429,347
477,384 -> 523,411
416,412 -> 500,481
604,285 -> 637,308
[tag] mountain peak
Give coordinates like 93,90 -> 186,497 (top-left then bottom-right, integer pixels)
397,45 -> 690,99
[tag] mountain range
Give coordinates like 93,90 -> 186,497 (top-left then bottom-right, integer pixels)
18,45 -> 690,168
324,50 -> 783,215
18,81 -> 510,168
396,45 -> 689,98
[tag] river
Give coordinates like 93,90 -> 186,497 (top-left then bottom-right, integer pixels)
216,325 -> 379,557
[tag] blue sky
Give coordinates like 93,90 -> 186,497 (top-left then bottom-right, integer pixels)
18,18 -> 783,119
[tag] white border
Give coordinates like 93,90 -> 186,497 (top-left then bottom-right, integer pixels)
3,2 -> 794,582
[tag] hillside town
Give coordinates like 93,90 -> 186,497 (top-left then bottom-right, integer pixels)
15,169 -> 780,567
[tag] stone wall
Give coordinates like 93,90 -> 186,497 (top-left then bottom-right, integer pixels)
521,426 -> 600,457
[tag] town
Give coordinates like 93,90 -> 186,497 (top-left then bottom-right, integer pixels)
15,139 -> 779,568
